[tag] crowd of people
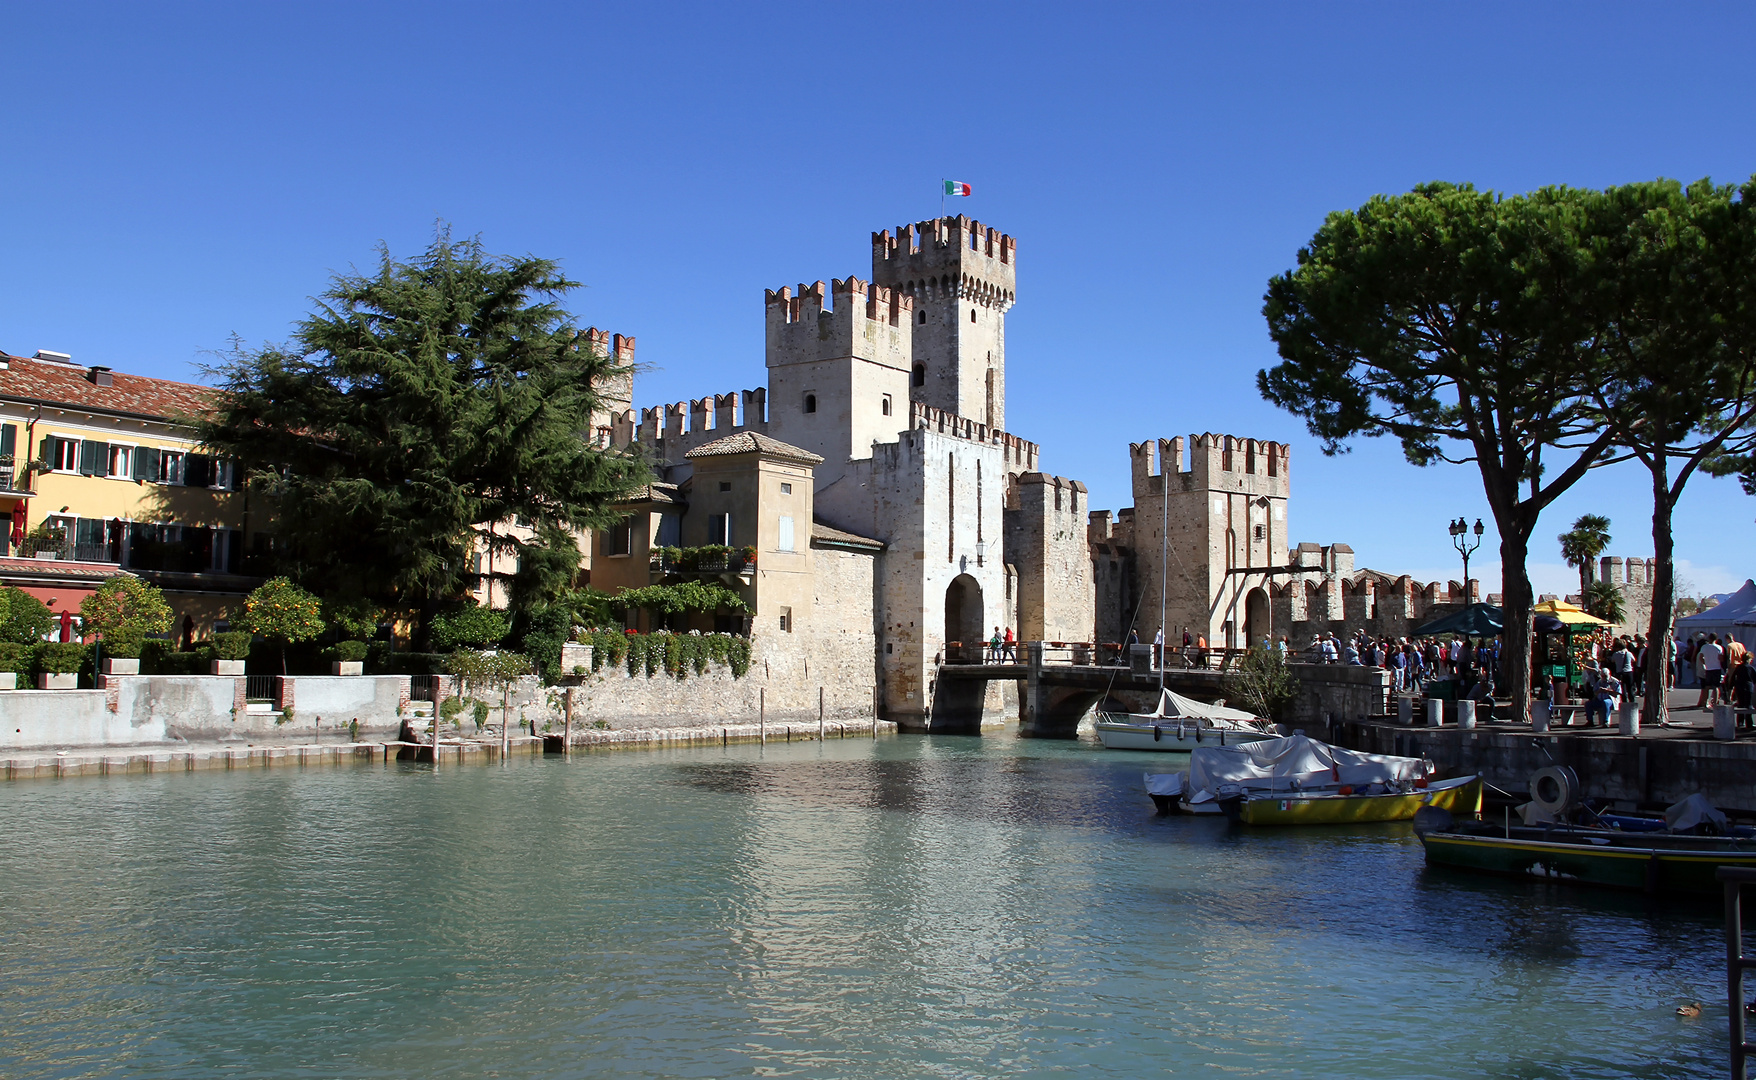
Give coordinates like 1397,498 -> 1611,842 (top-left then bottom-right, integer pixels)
1303,630 -> 1503,701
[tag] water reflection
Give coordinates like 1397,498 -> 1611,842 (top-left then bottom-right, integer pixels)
0,733 -> 1730,1079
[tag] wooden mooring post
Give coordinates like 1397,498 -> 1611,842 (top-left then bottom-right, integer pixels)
760,688 -> 766,746
819,687 -> 825,741
1720,866 -> 1756,1078
562,687 -> 573,756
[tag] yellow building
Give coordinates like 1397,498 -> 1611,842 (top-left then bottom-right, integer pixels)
0,348 -> 263,638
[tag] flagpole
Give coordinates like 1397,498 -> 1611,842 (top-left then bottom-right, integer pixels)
940,180 -> 945,219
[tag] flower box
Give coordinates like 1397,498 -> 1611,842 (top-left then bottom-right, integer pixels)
211,660 -> 246,676
102,658 -> 140,675
331,661 -> 364,676
0,673 -> 17,690
38,673 -> 77,690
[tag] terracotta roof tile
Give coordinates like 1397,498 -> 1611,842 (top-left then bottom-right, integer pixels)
0,352 -> 216,422
684,431 -> 823,464
811,519 -> 884,550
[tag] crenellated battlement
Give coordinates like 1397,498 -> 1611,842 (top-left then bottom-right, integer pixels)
1129,433 -> 1289,497
871,216 -> 1017,311
626,388 -> 770,464
1012,472 -> 1087,515
1599,555 -> 1656,586
873,215 -> 1016,269
579,327 -> 637,362
765,277 -> 913,371
908,401 -> 1038,473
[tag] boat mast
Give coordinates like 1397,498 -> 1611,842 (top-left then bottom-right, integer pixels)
1159,466 -> 1168,697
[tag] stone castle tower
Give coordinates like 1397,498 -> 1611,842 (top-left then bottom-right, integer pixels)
872,218 -> 1017,430
1110,434 -> 1290,649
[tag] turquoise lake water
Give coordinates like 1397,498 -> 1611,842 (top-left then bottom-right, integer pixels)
0,730 -> 1731,1078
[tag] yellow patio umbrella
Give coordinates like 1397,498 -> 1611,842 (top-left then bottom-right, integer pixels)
1533,599 -> 1609,626
1532,599 -> 1609,690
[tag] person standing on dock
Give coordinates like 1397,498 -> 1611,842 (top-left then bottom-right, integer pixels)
1696,634 -> 1725,710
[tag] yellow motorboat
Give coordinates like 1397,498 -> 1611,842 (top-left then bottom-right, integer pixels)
1223,774 -> 1483,826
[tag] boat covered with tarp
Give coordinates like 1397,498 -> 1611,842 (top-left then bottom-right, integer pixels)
1096,688 -> 1280,751
1145,734 -> 1480,823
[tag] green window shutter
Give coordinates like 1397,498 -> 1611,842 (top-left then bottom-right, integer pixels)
0,424 -> 15,462
78,440 -> 99,476
39,436 -> 51,467
133,445 -> 154,481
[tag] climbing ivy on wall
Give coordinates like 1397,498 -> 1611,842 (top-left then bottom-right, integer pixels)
577,630 -> 751,680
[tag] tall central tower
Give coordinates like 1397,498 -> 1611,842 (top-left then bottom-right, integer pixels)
871,216 -> 1017,430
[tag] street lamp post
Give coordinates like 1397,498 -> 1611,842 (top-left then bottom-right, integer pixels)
1449,517 -> 1485,600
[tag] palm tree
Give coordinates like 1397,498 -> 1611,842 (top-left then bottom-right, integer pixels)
1584,579 -> 1626,626
1558,514 -> 1612,598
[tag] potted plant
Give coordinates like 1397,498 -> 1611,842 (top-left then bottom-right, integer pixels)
36,641 -> 86,689
328,640 -> 369,676
0,642 -> 22,690
210,630 -> 252,675
100,632 -> 145,675
79,577 -> 171,675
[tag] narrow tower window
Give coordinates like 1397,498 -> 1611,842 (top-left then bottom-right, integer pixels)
970,309 -> 977,323
918,310 -> 926,324
804,394 -> 816,414
881,394 -> 893,416
912,364 -> 925,388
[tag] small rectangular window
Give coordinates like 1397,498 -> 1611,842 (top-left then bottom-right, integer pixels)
718,481 -> 731,492
607,517 -> 633,556
108,445 -> 132,478
1254,524 -> 1265,541
778,606 -> 792,633
779,482 -> 792,495
778,515 -> 794,552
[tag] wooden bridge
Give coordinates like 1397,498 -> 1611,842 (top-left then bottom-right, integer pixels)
930,643 -> 1245,738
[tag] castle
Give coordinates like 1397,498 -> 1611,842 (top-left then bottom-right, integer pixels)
590,215 -> 1475,730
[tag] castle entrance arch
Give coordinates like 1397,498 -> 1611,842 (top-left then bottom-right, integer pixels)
1244,587 -> 1270,650
944,574 -> 985,662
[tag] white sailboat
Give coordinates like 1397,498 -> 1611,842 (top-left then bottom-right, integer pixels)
1095,688 -> 1279,751
1095,467 -> 1280,753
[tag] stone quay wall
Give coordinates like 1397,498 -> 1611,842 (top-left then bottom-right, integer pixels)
1342,721 -> 1756,814
1,675 -> 416,751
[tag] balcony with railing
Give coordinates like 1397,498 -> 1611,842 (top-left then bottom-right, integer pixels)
11,536 -> 121,564
649,545 -> 758,582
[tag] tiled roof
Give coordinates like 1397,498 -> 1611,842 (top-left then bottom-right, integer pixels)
620,482 -> 684,506
0,557 -> 135,583
0,352 -> 217,423
811,519 -> 884,550
684,431 -> 823,464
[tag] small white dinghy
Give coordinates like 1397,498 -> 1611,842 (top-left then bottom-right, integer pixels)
1095,688 -> 1281,752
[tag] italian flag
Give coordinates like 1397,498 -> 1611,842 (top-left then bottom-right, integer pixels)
944,180 -> 971,197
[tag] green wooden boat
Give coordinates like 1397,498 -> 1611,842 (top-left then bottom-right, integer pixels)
1415,812 -> 1756,895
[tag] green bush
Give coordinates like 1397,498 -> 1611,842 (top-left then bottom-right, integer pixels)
368,648 -> 450,675
0,587 -> 52,645
212,631 -> 253,661
141,639 -> 209,676
79,577 -> 172,650
36,641 -> 88,674
446,649 -> 534,682
0,642 -> 24,673
328,640 -> 370,663
438,695 -> 466,730
102,631 -> 146,659
430,605 -> 510,651
516,604 -> 571,684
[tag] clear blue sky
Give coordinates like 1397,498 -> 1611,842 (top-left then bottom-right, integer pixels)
3,2 -> 1751,598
